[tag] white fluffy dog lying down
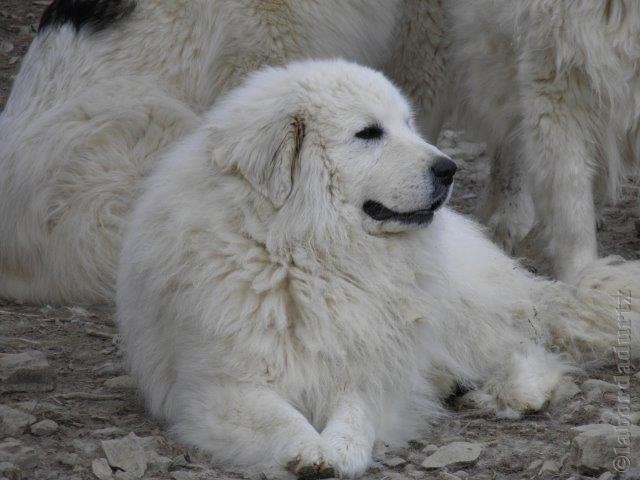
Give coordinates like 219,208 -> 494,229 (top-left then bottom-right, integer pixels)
117,60 -> 640,478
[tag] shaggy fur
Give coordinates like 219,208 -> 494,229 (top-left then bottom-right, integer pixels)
448,0 -> 640,283
0,0 -> 448,304
117,60 -> 640,478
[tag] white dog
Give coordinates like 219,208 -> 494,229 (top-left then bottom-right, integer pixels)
0,0 -> 447,304
117,60 -> 640,478
448,0 -> 640,283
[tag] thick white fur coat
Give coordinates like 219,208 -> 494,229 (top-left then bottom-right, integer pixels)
117,61 -> 640,478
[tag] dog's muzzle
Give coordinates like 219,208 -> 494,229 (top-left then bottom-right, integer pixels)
363,156 -> 456,226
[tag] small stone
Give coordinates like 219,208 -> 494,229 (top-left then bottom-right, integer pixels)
421,442 -> 482,470
103,376 -> 135,391
57,452 -> 85,467
570,424 -> 640,475
0,406 -> 36,436
171,455 -> 190,469
145,451 -> 172,475
0,439 -> 38,470
0,351 -> 55,393
383,457 -> 407,468
421,444 -> 438,455
72,439 -> 99,455
581,380 -> 618,402
0,462 -> 21,480
550,381 -> 581,409
92,458 -> 113,480
539,459 -> 560,475
138,435 -> 166,452
29,419 -> 58,436
92,427 -> 127,439
101,433 -> 147,479
598,473 -> 613,480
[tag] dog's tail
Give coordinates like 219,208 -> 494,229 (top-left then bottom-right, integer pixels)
533,256 -> 640,365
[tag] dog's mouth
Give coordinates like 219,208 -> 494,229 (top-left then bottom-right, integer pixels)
363,191 -> 448,226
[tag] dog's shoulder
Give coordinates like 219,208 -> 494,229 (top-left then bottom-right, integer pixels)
38,0 -> 136,34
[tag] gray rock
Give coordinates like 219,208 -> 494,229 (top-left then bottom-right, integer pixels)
0,405 -> 36,436
138,435 -> 166,452
101,433 -> 147,480
29,419 -> 58,436
421,442 -> 482,470
570,424 -> 640,475
91,458 -> 113,480
550,381 -> 581,409
581,379 -> 618,393
598,473 -> 614,480
0,462 -> 21,480
0,439 -> 38,470
383,457 -> 407,468
452,471 -> 469,478
170,454 -> 190,469
72,439 -> 99,455
145,451 -> 172,475
103,376 -> 135,391
539,459 -> 560,475
57,452 -> 85,467
421,444 -> 439,456
0,351 -> 55,393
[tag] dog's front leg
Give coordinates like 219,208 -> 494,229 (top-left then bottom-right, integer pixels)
321,393 -> 376,478
173,382 -> 338,479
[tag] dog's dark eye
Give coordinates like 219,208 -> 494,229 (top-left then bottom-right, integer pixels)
355,124 -> 384,140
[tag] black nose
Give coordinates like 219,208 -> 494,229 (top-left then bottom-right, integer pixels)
430,156 -> 457,186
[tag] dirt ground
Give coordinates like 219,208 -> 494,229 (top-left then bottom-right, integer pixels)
0,2 -> 639,480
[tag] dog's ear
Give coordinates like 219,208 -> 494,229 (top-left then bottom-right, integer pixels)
210,112 -> 306,209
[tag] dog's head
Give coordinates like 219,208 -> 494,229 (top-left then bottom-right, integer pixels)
207,59 -> 455,240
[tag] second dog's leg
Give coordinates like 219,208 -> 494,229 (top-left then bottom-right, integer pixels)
477,137 -> 535,254
520,48 -> 598,283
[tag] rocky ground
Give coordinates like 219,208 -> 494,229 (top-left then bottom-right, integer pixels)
1,1 -> 639,480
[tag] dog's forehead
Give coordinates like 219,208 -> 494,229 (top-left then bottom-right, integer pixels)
302,73 -> 410,121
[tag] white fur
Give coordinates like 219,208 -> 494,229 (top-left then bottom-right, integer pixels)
0,0 -> 448,304
116,60 -> 640,478
448,0 -> 640,282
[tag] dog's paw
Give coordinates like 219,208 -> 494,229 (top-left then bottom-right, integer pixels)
286,441 -> 338,480
323,430 -> 372,478
459,347 -> 568,419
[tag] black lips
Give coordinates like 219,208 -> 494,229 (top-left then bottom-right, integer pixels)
363,187 -> 449,225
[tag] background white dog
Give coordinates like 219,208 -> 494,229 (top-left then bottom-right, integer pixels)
448,0 -> 640,283
117,60 -> 640,479
0,0 -> 447,304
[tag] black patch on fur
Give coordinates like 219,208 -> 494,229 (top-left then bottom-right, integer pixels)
38,0 -> 136,34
